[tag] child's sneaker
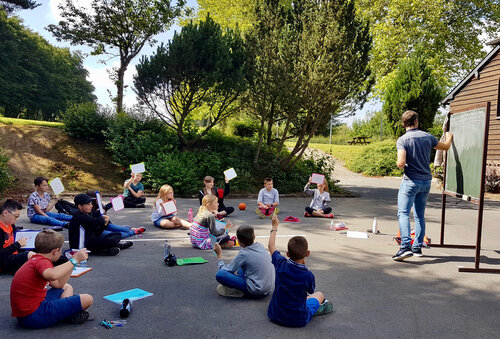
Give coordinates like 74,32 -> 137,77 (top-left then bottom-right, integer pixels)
255,208 -> 266,219
66,310 -> 89,324
118,241 -> 133,250
304,212 -> 312,217
216,284 -> 244,298
94,247 -> 120,256
132,227 -> 146,234
322,213 -> 334,218
314,300 -> 333,316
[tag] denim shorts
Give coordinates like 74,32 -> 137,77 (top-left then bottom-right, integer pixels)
17,288 -> 82,329
153,214 -> 175,227
305,298 -> 321,322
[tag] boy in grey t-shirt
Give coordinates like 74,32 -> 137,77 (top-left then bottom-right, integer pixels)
214,225 -> 275,298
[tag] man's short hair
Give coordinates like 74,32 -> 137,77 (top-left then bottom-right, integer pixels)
401,110 -> 418,128
34,177 -> 48,186
264,177 -> 273,183
35,230 -> 64,254
287,236 -> 308,261
0,199 -> 22,214
236,225 -> 255,247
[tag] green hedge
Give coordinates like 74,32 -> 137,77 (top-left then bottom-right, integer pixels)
0,149 -> 12,194
61,102 -> 110,141
347,139 -> 403,177
104,114 -> 335,195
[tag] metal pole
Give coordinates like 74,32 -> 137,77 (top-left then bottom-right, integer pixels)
380,113 -> 383,141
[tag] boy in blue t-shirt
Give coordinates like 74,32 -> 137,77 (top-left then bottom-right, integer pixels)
267,215 -> 332,327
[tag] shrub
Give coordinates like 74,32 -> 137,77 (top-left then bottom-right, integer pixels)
61,102 -> 110,140
233,120 -> 260,138
348,140 -> 403,176
0,150 -> 12,194
104,119 -> 338,195
104,111 -> 178,167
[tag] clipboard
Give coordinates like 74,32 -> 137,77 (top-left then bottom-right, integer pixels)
161,200 -> 177,215
103,288 -> 153,305
71,267 -> 93,278
95,191 -> 105,215
14,230 -> 40,250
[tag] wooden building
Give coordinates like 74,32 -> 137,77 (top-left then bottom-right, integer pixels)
442,38 -> 500,176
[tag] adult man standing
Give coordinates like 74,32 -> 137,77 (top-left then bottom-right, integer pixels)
393,110 -> 453,261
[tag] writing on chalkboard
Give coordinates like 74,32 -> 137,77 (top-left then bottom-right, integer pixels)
445,107 -> 487,200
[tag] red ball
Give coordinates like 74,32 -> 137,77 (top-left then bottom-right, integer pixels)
238,202 -> 246,210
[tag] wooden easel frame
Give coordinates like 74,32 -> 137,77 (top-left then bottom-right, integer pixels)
432,102 -> 500,273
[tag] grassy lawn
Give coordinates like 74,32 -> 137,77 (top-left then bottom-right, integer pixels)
307,143 -> 366,164
0,117 -> 63,128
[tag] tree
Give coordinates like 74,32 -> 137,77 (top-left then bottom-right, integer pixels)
0,11 -> 95,120
382,51 -> 444,137
0,0 -> 39,13
134,16 -> 249,149
357,0 -> 500,93
246,0 -> 372,169
196,0 -> 256,32
47,0 -> 185,113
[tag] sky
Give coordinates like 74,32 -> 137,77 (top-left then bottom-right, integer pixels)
15,0 -> 375,125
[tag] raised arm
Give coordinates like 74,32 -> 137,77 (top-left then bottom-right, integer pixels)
435,132 -> 453,151
43,249 -> 88,287
268,215 -> 279,254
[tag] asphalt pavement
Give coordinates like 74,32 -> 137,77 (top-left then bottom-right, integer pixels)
1,163 -> 499,339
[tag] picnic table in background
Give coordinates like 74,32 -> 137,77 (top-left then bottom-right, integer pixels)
348,136 -> 371,145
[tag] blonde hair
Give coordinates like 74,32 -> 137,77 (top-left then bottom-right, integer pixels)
157,184 -> 174,202
197,195 -> 217,218
321,179 -> 329,193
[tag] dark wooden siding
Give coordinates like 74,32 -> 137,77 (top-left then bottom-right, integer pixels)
449,50 -> 500,162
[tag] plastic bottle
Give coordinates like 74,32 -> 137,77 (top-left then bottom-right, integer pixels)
188,208 -> 193,222
164,240 -> 171,263
120,298 -> 132,318
372,217 -> 378,234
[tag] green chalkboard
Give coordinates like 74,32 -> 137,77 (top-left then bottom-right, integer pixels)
444,106 -> 488,200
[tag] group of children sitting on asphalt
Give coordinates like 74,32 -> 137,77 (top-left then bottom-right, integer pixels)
2,173 -> 334,329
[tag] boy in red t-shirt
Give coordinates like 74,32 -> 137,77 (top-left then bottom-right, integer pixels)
10,230 -> 93,328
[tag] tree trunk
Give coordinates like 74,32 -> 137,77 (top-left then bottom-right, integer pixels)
115,60 -> 128,114
253,119 -> 266,166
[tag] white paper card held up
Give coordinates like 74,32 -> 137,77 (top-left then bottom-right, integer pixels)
311,173 -> 325,185
161,200 -> 177,215
111,195 -> 125,212
224,168 -> 237,181
346,231 -> 368,239
130,162 -> 146,174
79,226 -> 85,249
49,177 -> 65,195
95,191 -> 105,215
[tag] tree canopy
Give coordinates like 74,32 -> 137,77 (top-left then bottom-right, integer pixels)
357,0 -> 500,93
0,11 -> 95,120
382,51 -> 444,137
196,0 -> 500,95
47,0 -> 186,113
134,15 -> 249,149
245,0 -> 372,169
0,0 -> 39,13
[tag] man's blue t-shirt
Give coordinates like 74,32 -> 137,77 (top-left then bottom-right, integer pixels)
267,251 -> 315,327
396,129 -> 438,181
